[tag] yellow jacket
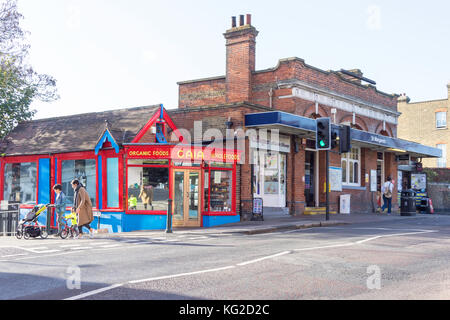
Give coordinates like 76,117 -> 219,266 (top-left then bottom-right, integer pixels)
65,211 -> 78,226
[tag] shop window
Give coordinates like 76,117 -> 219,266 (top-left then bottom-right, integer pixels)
208,170 -> 232,212
106,158 -> 119,208
437,144 -> 447,168
127,166 -> 169,211
3,162 -> 37,204
341,147 -> 360,186
61,159 -> 97,207
436,112 -> 447,128
264,153 -> 279,194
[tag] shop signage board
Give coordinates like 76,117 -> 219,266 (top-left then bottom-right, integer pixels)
126,145 -> 241,163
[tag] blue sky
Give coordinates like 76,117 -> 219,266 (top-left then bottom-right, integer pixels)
17,0 -> 450,119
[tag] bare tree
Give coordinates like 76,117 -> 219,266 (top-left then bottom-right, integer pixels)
0,0 -> 59,139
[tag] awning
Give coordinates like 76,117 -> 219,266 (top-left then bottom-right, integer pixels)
245,111 -> 441,158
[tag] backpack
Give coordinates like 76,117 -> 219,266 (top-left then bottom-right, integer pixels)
384,182 -> 393,198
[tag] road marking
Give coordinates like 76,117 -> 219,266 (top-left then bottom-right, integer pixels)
64,283 -> 125,301
237,251 -> 292,266
63,228 -> 440,300
87,242 -> 110,246
66,265 -> 236,300
18,247 -> 61,254
70,247 -> 92,250
187,236 -> 208,240
0,253 -> 28,258
99,244 -> 122,248
128,266 -> 236,284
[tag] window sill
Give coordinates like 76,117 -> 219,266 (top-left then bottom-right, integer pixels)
342,185 -> 366,191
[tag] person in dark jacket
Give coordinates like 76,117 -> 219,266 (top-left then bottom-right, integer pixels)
53,184 -> 67,237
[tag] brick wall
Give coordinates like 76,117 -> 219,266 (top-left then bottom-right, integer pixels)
398,89 -> 449,168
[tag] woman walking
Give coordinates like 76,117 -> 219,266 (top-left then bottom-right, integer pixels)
71,179 -> 95,238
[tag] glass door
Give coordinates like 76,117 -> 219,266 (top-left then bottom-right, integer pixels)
172,169 -> 201,227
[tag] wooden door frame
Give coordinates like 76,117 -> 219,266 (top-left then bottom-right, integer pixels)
172,169 -> 202,227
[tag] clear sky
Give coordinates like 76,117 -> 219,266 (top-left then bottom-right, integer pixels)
16,0 -> 450,120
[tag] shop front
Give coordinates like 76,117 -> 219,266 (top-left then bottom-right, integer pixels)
124,145 -> 240,229
0,105 -> 241,233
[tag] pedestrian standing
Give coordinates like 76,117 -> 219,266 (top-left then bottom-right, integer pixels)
53,184 -> 67,237
71,179 -> 95,238
381,176 -> 394,214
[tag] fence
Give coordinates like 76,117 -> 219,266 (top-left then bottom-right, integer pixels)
0,203 -> 20,237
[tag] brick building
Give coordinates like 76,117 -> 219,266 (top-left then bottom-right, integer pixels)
398,84 -> 449,169
0,15 -> 442,232
171,14 -> 440,217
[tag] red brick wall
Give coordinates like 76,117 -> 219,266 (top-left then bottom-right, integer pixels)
178,78 -> 226,108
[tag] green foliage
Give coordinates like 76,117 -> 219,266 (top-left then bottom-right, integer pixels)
0,0 -> 58,139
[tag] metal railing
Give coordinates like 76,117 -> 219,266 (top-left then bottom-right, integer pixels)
0,204 -> 20,237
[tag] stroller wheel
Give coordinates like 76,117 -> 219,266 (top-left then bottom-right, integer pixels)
23,231 -> 30,240
60,229 -> 69,239
15,230 -> 23,239
40,228 -> 48,239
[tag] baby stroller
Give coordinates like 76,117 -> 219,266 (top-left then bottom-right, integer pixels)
16,204 -> 54,240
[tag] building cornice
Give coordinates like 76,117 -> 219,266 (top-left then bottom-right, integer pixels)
278,79 -> 401,125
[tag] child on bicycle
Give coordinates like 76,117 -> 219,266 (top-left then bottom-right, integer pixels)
64,210 -> 80,239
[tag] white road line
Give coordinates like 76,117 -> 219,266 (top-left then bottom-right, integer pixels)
99,244 -> 122,248
18,247 -> 61,254
64,283 -> 125,301
237,251 -> 292,266
187,236 -> 208,240
86,242 -> 110,246
66,266 -> 236,300
128,266 -> 236,284
63,228 -> 440,300
70,247 -> 92,250
0,253 -> 28,258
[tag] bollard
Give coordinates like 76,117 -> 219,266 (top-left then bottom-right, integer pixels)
166,199 -> 173,233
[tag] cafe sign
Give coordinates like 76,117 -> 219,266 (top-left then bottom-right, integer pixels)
127,145 -> 241,163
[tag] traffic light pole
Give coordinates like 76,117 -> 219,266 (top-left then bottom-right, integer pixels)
326,150 -> 330,221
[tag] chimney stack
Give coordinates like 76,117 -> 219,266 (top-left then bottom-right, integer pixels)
224,14 -> 258,103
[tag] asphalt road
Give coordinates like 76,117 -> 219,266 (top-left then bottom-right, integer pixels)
1,214 -> 450,301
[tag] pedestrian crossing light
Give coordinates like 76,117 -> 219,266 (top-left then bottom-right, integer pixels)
316,118 -> 331,150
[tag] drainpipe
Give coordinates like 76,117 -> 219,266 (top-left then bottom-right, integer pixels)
268,87 -> 274,108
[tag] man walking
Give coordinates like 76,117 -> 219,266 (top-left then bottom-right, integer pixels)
381,176 -> 394,214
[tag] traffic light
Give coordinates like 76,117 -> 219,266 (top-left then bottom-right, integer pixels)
339,125 -> 351,154
316,118 -> 331,150
331,130 -> 338,149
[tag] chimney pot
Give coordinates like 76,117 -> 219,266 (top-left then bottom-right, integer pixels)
239,15 -> 244,26
246,14 -> 251,25
231,16 -> 236,28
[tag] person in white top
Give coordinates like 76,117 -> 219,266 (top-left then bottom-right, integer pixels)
381,176 -> 394,214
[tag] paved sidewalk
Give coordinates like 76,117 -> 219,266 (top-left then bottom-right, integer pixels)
113,212 -> 445,237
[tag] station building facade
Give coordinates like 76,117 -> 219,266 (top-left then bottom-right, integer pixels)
0,15 -> 441,232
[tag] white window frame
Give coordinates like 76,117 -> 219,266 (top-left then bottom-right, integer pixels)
437,144 -> 447,168
341,147 -> 361,186
436,112 -> 447,129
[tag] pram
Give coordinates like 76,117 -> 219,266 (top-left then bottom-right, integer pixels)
16,204 -> 54,240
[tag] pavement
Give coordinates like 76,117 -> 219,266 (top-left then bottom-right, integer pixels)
110,211 -> 447,237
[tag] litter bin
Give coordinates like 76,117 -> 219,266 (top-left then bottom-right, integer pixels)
400,190 -> 416,216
